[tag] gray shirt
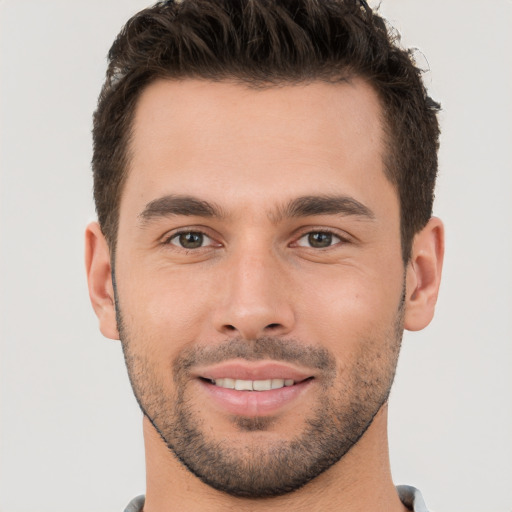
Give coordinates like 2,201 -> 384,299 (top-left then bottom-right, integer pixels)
124,485 -> 429,511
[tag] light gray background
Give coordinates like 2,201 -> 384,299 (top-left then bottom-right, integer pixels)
1,1 -> 511,511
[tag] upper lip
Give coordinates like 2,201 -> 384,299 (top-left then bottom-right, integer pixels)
192,360 -> 315,382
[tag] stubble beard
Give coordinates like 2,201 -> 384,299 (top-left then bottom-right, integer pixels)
115,285 -> 405,498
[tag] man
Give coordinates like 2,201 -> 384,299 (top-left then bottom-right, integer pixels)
85,0 -> 444,510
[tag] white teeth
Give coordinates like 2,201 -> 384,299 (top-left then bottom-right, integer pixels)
219,378 -> 235,389
271,378 -> 284,389
253,380 -> 272,391
234,379 -> 253,391
213,378 -> 296,391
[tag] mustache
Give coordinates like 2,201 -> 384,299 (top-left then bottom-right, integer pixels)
173,336 -> 336,375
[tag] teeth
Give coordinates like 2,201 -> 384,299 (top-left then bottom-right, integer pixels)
234,379 -> 253,391
253,379 -> 272,391
271,378 -> 284,389
213,378 -> 296,391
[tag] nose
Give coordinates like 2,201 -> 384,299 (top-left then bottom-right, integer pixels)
213,247 -> 295,340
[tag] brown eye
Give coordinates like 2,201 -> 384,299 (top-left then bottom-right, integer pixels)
170,232 -> 208,249
308,232 -> 332,248
296,231 -> 341,248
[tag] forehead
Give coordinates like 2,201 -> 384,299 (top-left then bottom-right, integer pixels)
123,78 -> 393,217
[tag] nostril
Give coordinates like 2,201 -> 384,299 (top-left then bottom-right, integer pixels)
266,323 -> 281,330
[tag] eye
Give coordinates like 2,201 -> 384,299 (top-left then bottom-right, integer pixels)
295,231 -> 342,248
168,231 -> 213,249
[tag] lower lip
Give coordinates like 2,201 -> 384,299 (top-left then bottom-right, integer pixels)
199,379 -> 313,417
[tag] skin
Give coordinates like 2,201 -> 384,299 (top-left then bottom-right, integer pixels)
86,78 -> 444,511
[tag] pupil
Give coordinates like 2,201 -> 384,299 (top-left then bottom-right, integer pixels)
180,232 -> 203,248
308,232 -> 332,248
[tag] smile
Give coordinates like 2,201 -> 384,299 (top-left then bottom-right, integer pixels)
199,377 -> 314,417
212,378 -> 295,391
193,360 -> 317,416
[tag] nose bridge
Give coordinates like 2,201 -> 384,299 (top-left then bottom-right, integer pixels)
214,241 -> 294,339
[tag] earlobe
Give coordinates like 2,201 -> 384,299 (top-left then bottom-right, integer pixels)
85,222 -> 120,340
404,217 -> 445,332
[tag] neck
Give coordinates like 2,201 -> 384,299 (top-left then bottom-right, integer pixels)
141,404 -> 408,512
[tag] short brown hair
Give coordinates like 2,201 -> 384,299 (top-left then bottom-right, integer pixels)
92,0 -> 440,261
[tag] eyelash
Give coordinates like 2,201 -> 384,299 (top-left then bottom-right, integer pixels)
294,230 -> 345,249
162,228 -> 348,250
163,230 -> 217,250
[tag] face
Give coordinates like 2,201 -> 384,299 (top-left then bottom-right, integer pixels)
113,79 -> 406,497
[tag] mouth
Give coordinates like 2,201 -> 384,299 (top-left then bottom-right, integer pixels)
194,361 -> 316,417
205,377 -> 302,391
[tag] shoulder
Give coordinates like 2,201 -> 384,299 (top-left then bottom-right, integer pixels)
123,494 -> 145,512
396,485 -> 430,512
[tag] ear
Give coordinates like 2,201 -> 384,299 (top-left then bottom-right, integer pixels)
85,222 -> 120,340
404,217 -> 445,331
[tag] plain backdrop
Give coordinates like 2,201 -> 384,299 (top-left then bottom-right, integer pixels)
1,1 -> 511,511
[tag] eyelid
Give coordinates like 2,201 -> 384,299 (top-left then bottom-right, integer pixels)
160,227 -> 222,248
291,227 -> 351,248
158,225 -> 352,249
169,232 -> 213,248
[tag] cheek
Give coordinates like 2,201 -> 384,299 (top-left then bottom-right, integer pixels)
117,265 -> 217,348
296,264 -> 404,346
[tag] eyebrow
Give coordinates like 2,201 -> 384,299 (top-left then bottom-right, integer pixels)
138,193 -> 375,226
138,195 -> 225,224
274,195 -> 375,222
